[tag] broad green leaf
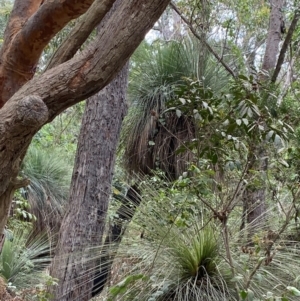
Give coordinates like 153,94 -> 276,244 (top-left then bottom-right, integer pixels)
240,290 -> 248,300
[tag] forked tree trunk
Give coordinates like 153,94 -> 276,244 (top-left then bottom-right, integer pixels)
0,0 -> 170,253
50,63 -> 129,301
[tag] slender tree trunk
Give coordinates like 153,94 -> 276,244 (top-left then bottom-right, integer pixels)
261,0 -> 285,74
241,0 -> 285,233
242,147 -> 267,231
50,63 -> 129,301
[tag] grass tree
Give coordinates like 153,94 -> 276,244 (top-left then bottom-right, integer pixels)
107,224 -> 234,301
20,146 -> 72,233
0,227 -> 51,292
94,169 -> 300,301
120,39 -> 229,180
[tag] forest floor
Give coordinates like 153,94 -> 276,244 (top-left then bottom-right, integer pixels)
0,277 -> 23,301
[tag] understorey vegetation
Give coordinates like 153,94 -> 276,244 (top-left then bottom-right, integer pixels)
1,1 -> 300,301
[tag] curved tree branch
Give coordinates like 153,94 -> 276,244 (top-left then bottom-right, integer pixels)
46,0 -> 117,70
0,0 -> 171,232
0,94 -> 48,188
10,0 -> 171,121
0,0 -> 43,55
0,0 -> 96,106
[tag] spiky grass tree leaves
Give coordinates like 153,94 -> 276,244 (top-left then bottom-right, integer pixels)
107,219 -> 234,301
153,226 -> 233,301
0,227 -> 50,290
102,165 -> 300,301
170,227 -> 218,280
120,39 -> 229,179
20,146 -> 72,232
108,274 -> 148,301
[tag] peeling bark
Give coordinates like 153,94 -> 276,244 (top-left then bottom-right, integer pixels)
1,0 -> 43,54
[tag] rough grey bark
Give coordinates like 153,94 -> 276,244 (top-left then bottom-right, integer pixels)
261,0 -> 285,75
50,63 -> 129,301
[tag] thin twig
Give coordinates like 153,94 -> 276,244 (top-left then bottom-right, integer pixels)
170,2 -> 236,78
225,160 -> 250,212
245,195 -> 296,289
198,194 -> 221,218
222,221 -> 241,300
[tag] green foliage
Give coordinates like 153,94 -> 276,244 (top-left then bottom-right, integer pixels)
108,274 -> 147,301
32,275 -> 58,301
121,38 -> 229,178
107,220 -> 233,301
165,76 -> 293,170
32,103 -> 84,160
100,169 -> 300,300
102,68 -> 300,300
12,190 -> 36,222
0,0 -> 12,46
0,227 -> 51,290
20,146 -> 72,232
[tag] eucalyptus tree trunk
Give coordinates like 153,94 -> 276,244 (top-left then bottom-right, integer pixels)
50,63 -> 129,301
242,0 -> 285,232
261,0 -> 285,74
0,0 -> 170,253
